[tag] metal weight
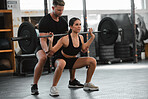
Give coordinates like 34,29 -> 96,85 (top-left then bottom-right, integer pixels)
18,22 -> 37,54
12,18 -> 120,54
12,22 -> 101,54
98,17 -> 118,45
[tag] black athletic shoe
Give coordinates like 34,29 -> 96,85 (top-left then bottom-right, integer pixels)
68,79 -> 84,88
31,84 -> 39,95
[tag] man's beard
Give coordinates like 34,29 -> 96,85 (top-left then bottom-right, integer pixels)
54,13 -> 60,17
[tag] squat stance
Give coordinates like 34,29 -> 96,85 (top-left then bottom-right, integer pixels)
47,17 -> 99,96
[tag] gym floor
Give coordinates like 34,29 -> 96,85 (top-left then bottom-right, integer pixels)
0,59 -> 148,99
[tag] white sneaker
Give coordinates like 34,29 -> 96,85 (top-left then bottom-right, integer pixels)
50,86 -> 59,96
83,83 -> 99,91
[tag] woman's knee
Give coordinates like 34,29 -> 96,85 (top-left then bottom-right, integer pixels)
88,57 -> 96,67
55,59 -> 66,70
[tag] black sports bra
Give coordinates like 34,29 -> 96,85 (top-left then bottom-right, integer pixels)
62,34 -> 82,56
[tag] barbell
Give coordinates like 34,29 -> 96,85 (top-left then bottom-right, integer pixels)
11,17 -> 120,54
11,30 -> 108,41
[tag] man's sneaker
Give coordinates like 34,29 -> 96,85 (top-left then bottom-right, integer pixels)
68,79 -> 84,88
50,86 -> 59,96
83,82 -> 99,91
31,84 -> 39,95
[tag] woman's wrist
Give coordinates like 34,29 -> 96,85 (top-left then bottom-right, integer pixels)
91,35 -> 95,39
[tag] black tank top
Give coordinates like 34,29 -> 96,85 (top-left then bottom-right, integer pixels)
62,34 -> 82,56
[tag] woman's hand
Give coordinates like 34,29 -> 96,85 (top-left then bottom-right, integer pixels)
89,28 -> 95,38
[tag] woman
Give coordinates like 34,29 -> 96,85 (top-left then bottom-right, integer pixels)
47,17 -> 99,96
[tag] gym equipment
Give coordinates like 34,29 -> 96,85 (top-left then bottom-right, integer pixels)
0,59 -> 11,70
114,43 -> 131,58
15,54 -> 51,75
97,44 -> 121,64
136,13 -> 148,41
99,45 -> 115,59
98,17 -> 118,45
131,0 -> 138,63
101,14 -> 133,44
17,22 -> 37,54
11,22 -> 101,53
0,39 -> 10,50
11,18 -> 121,54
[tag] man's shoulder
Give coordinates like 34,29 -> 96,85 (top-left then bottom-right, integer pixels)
39,14 -> 52,28
60,16 -> 68,23
39,14 -> 51,23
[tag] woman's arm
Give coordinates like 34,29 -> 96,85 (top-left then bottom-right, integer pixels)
80,28 -> 95,52
51,38 -> 64,53
47,33 -> 64,57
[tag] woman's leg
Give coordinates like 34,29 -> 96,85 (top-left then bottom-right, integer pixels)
72,57 -> 96,83
50,59 -> 66,96
52,59 -> 66,86
69,69 -> 76,81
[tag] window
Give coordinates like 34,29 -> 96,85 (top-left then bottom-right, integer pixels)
20,0 -> 44,10
64,0 -> 83,10
20,0 -> 145,10
86,0 -> 144,10
64,0 -> 145,10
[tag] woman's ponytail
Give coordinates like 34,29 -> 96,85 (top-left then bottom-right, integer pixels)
68,29 -> 72,34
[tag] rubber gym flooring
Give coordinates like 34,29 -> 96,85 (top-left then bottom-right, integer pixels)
0,59 -> 148,99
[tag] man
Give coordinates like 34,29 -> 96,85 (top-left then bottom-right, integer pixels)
31,0 -> 83,95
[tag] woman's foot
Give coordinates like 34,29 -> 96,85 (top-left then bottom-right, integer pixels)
83,82 -> 99,91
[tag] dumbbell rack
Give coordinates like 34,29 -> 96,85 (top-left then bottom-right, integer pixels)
0,10 -> 16,73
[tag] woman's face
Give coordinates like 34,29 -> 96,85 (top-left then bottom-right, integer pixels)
71,20 -> 81,33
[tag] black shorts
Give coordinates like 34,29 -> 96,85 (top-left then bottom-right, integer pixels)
34,41 -> 77,69
53,53 -> 79,69
34,44 -> 42,55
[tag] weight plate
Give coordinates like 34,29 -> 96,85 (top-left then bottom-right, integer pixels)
115,54 -> 130,58
18,22 -> 37,54
100,45 -> 114,49
100,55 -> 114,60
100,52 -> 114,56
99,45 -> 115,59
98,17 -> 118,45
99,48 -> 114,53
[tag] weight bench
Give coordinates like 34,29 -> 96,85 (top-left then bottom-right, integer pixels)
15,53 -> 51,76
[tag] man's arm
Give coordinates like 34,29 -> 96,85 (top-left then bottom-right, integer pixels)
39,33 -> 49,53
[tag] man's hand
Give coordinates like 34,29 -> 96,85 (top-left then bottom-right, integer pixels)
47,32 -> 54,41
46,32 -> 54,57
46,50 -> 54,57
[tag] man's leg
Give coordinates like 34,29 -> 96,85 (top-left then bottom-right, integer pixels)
31,50 -> 47,95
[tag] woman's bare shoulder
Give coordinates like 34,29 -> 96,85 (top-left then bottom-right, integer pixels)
79,35 -> 84,39
60,35 -> 69,42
